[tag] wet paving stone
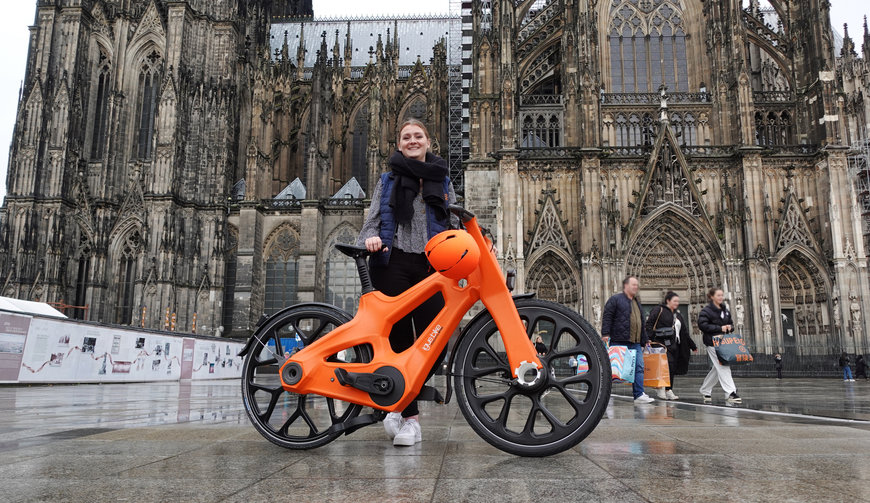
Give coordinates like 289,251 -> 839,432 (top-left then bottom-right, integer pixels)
0,377 -> 868,502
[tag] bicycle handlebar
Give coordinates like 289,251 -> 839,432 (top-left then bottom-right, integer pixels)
449,204 -> 475,224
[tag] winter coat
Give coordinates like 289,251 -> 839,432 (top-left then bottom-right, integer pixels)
602,292 -> 648,345
645,304 -> 697,375
697,302 -> 733,347
839,355 -> 851,368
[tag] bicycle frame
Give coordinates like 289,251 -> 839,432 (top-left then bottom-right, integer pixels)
278,212 -> 543,412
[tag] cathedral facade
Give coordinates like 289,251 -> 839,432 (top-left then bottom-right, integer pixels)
2,0 -> 870,362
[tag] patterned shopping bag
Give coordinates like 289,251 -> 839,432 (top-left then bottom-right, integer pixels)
608,344 -> 636,384
575,355 -> 589,375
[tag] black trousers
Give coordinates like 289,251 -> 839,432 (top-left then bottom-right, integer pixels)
372,248 -> 445,418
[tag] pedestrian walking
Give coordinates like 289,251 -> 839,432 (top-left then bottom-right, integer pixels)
698,287 -> 742,404
357,118 -> 458,446
645,291 -> 697,400
568,354 -> 579,376
535,335 -> 547,356
774,353 -> 783,379
856,355 -> 868,380
840,352 -> 855,382
602,276 -> 653,403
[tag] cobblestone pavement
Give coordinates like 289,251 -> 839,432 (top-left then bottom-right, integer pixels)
1,377 -> 868,502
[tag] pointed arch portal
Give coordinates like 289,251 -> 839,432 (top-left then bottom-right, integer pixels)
625,206 -> 723,303
776,248 -> 832,355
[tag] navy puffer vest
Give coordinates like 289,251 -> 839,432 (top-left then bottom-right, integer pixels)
372,172 -> 450,267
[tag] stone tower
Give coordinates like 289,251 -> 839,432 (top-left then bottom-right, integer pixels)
464,0 -> 870,360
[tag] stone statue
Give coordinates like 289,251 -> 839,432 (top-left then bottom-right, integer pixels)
850,295 -> 862,338
761,295 -> 772,339
735,297 -> 745,331
593,302 -> 602,329
833,297 -> 842,330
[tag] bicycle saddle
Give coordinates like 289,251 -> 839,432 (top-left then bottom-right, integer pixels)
334,243 -> 374,259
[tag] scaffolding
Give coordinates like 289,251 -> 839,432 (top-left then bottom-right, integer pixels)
448,0 -> 467,195
848,138 -> 870,251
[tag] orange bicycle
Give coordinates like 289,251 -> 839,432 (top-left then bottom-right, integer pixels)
238,206 -> 611,456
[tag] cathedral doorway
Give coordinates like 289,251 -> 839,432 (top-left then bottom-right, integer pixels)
776,249 -> 831,356
625,207 -> 723,333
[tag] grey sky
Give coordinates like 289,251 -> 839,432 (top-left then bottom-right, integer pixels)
0,0 -> 867,204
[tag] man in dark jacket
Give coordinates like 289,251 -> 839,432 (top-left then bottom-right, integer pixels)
602,276 -> 653,403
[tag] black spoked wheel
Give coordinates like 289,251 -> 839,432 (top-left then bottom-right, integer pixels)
241,304 -> 372,450
453,298 -> 611,457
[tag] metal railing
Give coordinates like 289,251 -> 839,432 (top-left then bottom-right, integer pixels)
753,90 -> 794,103
519,94 -> 563,107
601,92 -> 711,105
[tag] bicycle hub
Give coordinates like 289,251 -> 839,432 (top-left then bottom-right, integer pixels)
281,361 -> 304,385
514,361 -> 542,387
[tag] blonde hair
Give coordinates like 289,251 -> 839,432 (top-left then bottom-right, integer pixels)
396,118 -> 431,144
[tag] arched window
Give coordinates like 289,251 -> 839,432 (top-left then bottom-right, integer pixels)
135,50 -> 161,160
521,113 -> 561,147
350,103 -> 369,190
526,251 -> 579,309
91,49 -> 111,159
264,227 -> 299,316
115,231 -> 141,325
325,228 -> 362,313
405,98 -> 426,120
608,0 -> 689,93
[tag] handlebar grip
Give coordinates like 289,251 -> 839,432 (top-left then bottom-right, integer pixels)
448,204 -> 475,223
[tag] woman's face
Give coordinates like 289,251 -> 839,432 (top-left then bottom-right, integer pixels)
398,124 -> 430,161
667,295 -> 680,311
712,289 -> 725,306
536,336 -> 543,343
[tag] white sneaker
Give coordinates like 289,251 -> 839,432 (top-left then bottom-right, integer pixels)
656,388 -> 668,400
634,393 -> 654,404
383,412 -> 403,439
393,418 -> 421,446
666,390 -> 679,400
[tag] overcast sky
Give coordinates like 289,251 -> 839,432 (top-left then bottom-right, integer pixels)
0,0 -> 867,203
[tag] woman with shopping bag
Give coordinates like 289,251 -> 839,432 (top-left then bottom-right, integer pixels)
698,288 -> 742,404
645,291 -> 697,400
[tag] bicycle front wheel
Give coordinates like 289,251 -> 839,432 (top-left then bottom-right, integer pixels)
453,298 -> 611,456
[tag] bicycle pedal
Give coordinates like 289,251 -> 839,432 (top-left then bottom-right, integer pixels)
418,385 -> 445,404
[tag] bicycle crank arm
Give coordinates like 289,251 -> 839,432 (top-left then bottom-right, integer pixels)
334,368 -> 394,396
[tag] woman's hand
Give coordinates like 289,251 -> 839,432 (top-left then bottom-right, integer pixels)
365,236 -> 385,253
722,324 -> 732,333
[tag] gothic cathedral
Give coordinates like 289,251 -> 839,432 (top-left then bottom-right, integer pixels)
2,0 -> 870,363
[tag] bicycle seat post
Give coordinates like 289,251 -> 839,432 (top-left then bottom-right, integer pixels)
355,255 -> 375,294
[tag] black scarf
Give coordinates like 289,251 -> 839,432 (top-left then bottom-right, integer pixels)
388,150 -> 449,224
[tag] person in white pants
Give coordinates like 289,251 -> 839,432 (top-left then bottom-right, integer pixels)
697,288 -> 741,404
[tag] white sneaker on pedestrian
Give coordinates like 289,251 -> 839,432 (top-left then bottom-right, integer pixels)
634,393 -> 654,404
666,390 -> 679,400
656,388 -> 668,400
383,412 -> 403,439
392,418 -> 421,446
702,394 -> 712,403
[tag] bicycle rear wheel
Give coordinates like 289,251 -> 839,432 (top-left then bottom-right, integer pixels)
453,298 -> 611,456
241,304 -> 372,449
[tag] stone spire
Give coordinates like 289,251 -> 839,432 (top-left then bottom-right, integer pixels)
863,16 -> 870,61
841,23 -> 857,58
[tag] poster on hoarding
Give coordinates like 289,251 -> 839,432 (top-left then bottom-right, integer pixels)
0,313 -> 31,381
